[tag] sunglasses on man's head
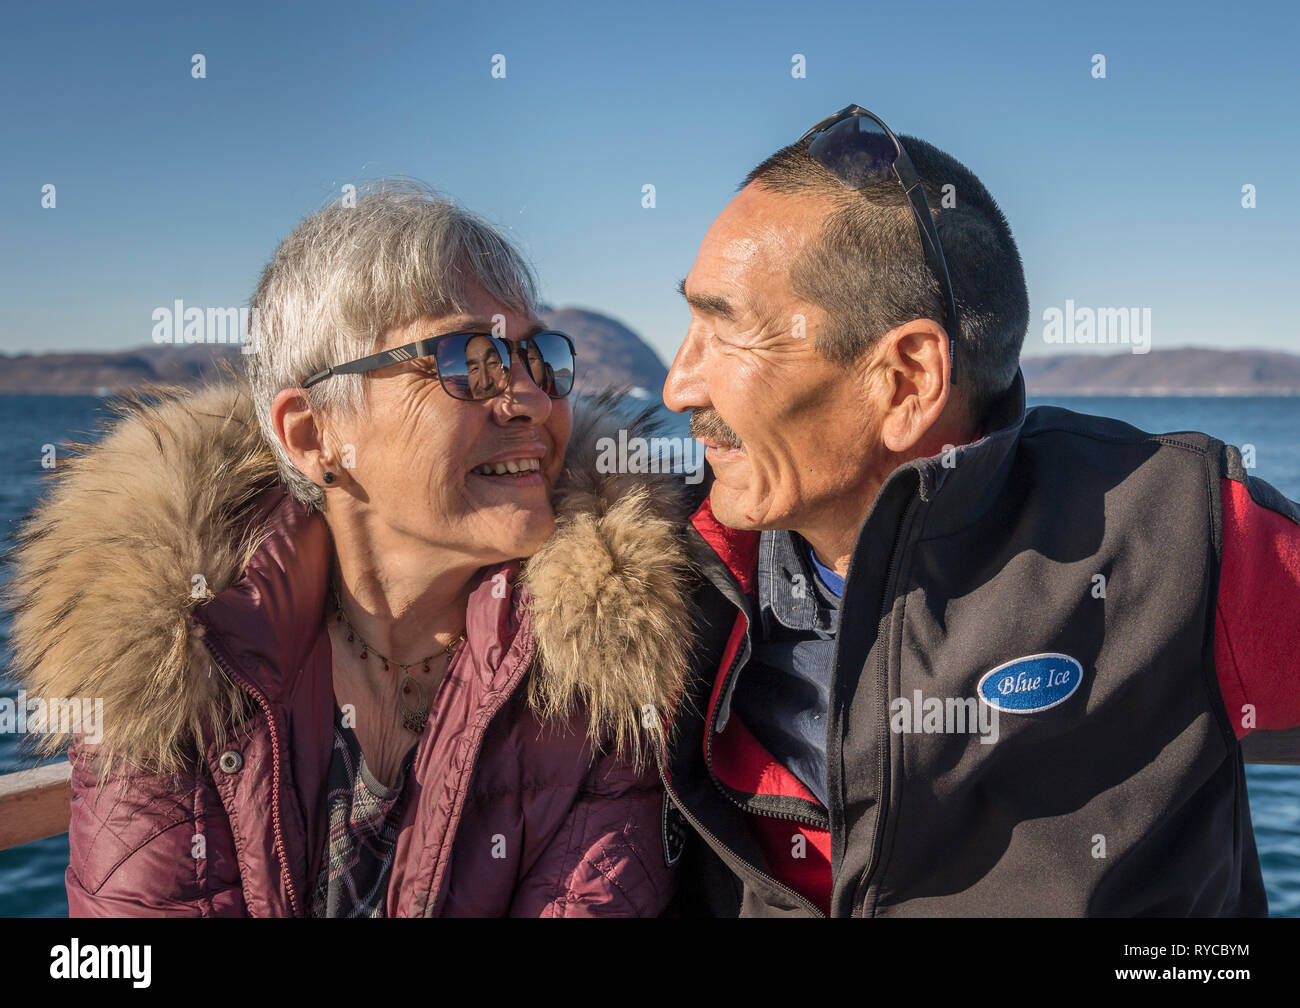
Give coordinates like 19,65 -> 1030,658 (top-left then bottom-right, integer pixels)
799,104 -> 962,383
302,329 -> 577,401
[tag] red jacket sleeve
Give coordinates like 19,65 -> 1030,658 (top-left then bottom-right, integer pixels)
1214,476 -> 1300,740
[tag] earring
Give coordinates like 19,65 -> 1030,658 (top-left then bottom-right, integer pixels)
323,472 -> 335,485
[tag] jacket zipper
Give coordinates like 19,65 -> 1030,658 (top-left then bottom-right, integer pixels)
704,639 -> 828,830
850,496 -> 917,917
658,619 -> 826,917
201,635 -> 302,917
653,737 -> 825,917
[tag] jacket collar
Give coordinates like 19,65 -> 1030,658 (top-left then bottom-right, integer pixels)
192,489 -> 331,705
906,368 -> 1027,539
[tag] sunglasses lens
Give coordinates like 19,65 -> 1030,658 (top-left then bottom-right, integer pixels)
807,115 -> 897,189
436,334 -> 509,400
528,331 -> 575,398
437,332 -> 575,400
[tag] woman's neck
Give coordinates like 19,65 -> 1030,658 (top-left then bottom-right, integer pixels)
328,520 -> 481,668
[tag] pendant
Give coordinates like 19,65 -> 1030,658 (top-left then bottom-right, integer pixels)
401,709 -> 427,734
398,672 -> 427,733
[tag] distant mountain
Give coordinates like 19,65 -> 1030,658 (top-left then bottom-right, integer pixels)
0,308 -> 670,397
1022,348 -> 1300,396
0,343 -> 242,395
9,331 -> 1287,399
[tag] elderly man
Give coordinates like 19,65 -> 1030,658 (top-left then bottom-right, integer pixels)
659,105 -> 1300,916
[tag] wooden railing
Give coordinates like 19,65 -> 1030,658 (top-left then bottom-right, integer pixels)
0,762 -> 73,850
0,728 -> 1296,851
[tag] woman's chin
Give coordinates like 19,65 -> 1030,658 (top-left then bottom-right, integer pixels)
475,507 -> 557,563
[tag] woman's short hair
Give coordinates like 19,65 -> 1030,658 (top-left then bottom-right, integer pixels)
244,179 -> 539,510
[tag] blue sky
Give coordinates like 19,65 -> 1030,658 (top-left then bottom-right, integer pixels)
2,0 -> 1296,364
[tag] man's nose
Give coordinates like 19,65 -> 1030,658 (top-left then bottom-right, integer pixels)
663,328 -> 707,414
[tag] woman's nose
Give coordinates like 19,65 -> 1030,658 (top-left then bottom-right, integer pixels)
493,344 -> 552,421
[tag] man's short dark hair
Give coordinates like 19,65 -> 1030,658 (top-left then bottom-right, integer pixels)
742,134 -> 1029,422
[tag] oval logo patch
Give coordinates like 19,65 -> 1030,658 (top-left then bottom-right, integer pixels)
978,653 -> 1084,714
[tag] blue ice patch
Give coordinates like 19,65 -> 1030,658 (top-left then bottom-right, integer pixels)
978,653 -> 1084,714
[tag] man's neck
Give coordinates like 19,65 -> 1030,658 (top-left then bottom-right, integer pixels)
796,417 -> 980,580
798,521 -> 865,583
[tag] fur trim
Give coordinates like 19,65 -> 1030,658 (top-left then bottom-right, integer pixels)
3,381 -> 274,775
3,381 -> 693,774
524,390 -> 694,766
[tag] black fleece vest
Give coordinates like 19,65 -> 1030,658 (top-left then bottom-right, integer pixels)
667,371 -> 1267,917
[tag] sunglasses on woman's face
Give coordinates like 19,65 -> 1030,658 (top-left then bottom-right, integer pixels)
302,329 -> 577,401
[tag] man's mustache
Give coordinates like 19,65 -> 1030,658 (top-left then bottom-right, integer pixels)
689,408 -> 743,450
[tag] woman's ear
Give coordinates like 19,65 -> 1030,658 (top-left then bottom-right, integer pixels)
272,388 -> 333,483
877,320 -> 951,455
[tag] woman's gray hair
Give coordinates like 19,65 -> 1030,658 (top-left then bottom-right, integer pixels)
244,179 -> 539,511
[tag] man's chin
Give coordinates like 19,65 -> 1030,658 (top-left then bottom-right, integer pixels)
707,487 -> 766,532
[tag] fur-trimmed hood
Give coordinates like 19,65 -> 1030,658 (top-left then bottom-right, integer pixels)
3,380 -> 696,773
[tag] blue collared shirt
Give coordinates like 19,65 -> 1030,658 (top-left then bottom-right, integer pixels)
730,528 -> 842,808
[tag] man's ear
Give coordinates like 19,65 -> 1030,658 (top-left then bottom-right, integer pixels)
876,319 -> 951,455
271,387 -> 335,483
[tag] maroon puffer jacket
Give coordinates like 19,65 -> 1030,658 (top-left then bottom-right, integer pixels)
8,383 -> 694,917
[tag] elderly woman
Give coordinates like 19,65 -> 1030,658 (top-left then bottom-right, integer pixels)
7,182 -> 692,916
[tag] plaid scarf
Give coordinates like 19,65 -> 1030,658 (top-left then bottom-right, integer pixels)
311,710 -> 416,918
